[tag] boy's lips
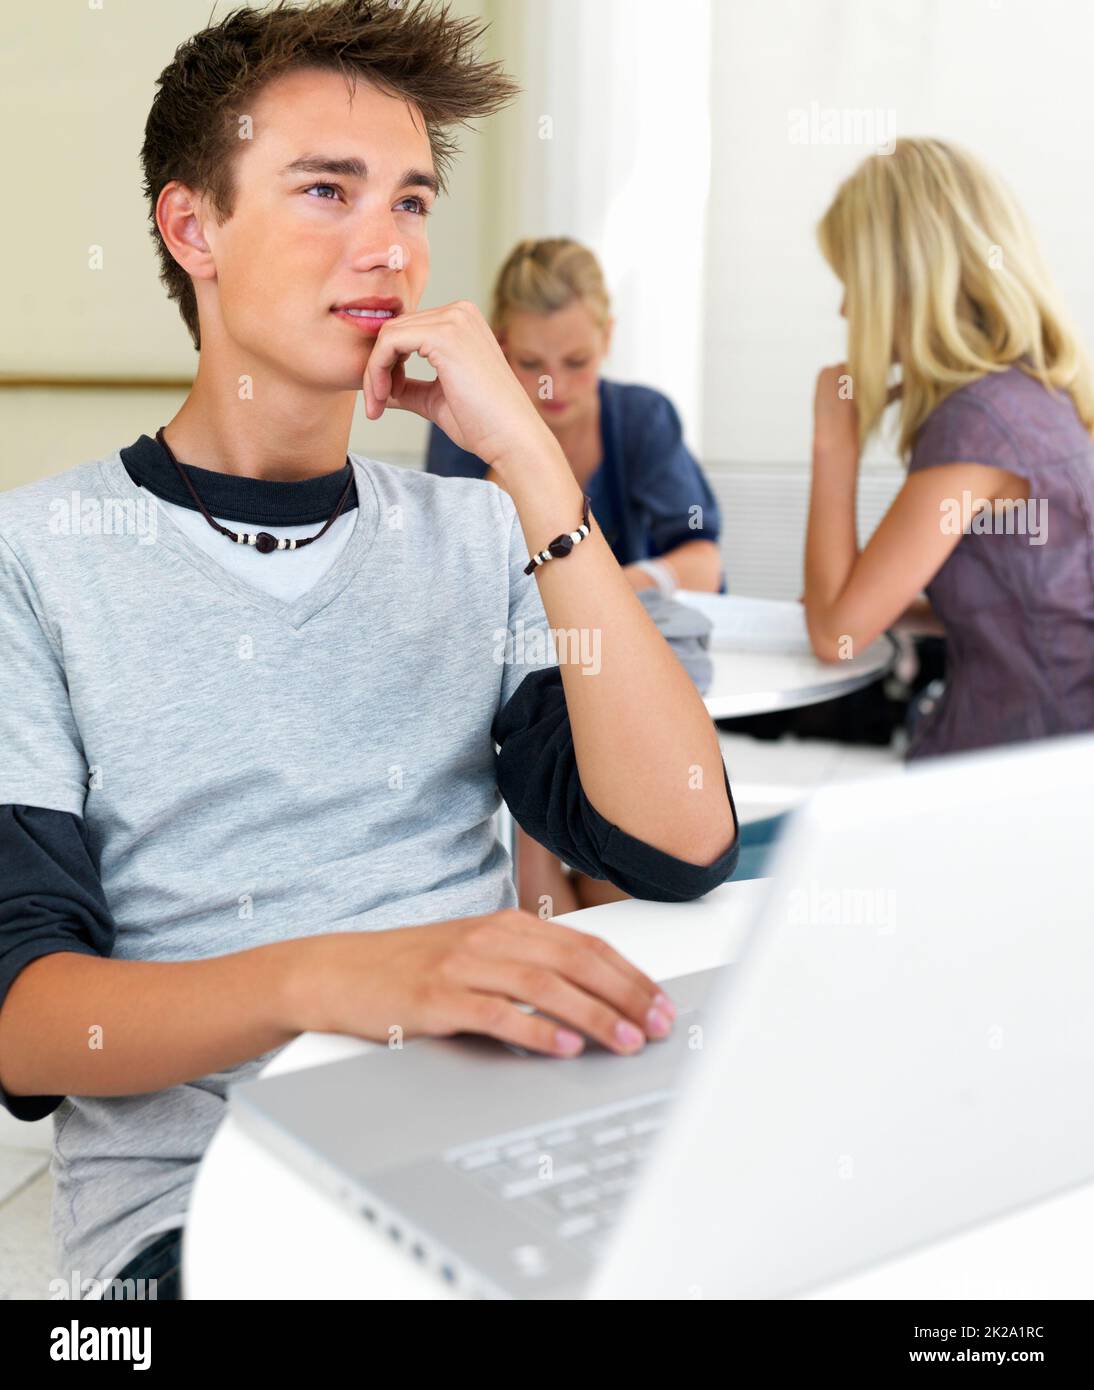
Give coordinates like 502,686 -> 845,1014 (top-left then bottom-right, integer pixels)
332,298 -> 403,336
331,297 -> 403,336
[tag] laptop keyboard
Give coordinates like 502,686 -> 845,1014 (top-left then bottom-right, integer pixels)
443,1091 -> 672,1261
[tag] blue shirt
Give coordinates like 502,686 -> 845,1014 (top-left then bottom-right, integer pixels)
426,378 -> 725,587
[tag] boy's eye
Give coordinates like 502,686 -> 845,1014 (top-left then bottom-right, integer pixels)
302,186 -> 430,217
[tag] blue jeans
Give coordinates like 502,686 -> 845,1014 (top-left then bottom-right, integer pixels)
733,813 -> 786,881
106,1226 -> 183,1300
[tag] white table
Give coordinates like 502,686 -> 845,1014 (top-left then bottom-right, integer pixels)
674,593 -> 896,721
701,640 -> 894,720
501,595 -> 896,866
183,881 -> 1094,1300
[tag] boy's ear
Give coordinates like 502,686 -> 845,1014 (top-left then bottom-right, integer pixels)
158,182 -> 216,280
603,316 -> 615,355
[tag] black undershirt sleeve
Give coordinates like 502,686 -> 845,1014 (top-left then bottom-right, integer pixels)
0,805 -> 117,1121
491,666 -> 740,902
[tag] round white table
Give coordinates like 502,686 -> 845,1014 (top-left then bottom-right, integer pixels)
183,879 -> 1094,1300
498,595 -> 896,865
673,592 -> 895,721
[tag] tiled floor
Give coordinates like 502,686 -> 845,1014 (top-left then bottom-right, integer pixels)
0,731 -> 901,1300
717,728 -> 901,823
0,1149 -> 52,1299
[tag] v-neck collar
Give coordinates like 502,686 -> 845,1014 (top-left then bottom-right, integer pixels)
98,450 -> 381,631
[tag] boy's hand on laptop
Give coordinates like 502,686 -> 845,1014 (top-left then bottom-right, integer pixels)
283,909 -> 677,1059
360,300 -> 560,471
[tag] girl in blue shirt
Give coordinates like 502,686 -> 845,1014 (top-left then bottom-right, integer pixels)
425,237 -> 726,912
426,237 -> 725,593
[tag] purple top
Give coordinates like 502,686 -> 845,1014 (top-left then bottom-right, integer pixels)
906,366 -> 1094,760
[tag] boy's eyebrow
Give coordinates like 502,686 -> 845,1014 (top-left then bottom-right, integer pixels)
279,154 -> 439,195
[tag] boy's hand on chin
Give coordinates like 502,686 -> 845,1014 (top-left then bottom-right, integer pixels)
361,299 -> 556,471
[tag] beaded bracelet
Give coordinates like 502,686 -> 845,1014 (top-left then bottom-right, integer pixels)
523,494 -> 593,576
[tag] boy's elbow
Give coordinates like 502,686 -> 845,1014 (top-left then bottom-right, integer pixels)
692,815 -> 738,868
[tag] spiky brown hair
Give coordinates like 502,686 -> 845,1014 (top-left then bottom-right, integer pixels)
140,0 -> 519,350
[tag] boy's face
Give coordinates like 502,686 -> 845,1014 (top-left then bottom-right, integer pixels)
197,67 -> 435,389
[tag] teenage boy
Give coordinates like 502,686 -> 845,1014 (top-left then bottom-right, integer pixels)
0,0 -> 738,1298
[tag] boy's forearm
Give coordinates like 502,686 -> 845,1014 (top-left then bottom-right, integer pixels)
0,940 -> 304,1101
496,446 -> 734,865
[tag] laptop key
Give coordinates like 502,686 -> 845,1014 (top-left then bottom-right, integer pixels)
557,1186 -> 601,1211
557,1212 -> 599,1240
514,1149 -> 555,1172
457,1148 -> 501,1171
542,1127 -> 578,1146
592,1125 -> 629,1146
501,1162 -> 590,1200
629,1115 -> 665,1136
591,1150 -> 629,1172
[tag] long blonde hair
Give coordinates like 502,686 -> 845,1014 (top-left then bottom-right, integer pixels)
489,237 -> 612,338
817,138 -> 1094,456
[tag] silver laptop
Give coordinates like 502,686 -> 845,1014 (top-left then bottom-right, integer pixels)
230,731 -> 1094,1299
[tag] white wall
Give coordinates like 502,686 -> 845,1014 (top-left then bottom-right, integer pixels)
703,0 -> 1094,469
485,0 -> 712,447
7,0 -> 1094,487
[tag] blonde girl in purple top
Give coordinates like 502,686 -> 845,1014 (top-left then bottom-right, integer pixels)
805,137 -> 1094,759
